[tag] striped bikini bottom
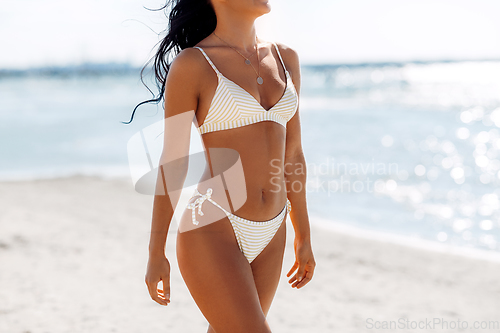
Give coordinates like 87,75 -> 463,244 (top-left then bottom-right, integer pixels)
187,187 -> 292,263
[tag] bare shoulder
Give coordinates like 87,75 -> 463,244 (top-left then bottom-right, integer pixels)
163,47 -> 210,118
274,42 -> 301,90
274,42 -> 300,70
166,47 -> 207,86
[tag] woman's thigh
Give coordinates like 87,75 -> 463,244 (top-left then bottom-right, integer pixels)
176,212 -> 271,333
206,217 -> 287,332
250,213 -> 287,316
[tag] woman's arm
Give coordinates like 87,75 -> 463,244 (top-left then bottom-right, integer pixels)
278,43 -> 316,289
145,48 -> 202,305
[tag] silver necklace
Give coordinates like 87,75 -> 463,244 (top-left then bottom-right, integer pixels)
212,32 -> 263,85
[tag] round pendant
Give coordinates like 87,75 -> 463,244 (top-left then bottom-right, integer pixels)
245,59 -> 251,65
257,76 -> 263,85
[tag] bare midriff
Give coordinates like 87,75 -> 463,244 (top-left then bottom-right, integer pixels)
196,120 -> 287,222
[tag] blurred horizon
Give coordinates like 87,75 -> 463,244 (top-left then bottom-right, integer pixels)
2,57 -> 500,75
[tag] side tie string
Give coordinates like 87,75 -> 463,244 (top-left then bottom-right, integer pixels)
186,188 -> 213,225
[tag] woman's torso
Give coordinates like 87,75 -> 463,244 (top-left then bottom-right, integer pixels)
190,41 -> 297,221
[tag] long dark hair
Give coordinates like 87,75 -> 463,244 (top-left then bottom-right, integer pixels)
123,0 -> 216,124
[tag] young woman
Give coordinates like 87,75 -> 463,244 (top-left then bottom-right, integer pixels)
130,0 -> 316,332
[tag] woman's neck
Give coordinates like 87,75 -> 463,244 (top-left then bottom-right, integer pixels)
212,17 -> 259,52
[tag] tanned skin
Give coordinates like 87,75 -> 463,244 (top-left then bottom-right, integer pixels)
145,1 -> 315,332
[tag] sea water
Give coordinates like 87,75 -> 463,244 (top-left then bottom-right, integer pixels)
1,60 -> 499,253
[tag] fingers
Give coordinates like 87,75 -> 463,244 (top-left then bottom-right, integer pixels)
162,278 -> 171,303
288,261 -> 315,289
287,260 -> 305,285
156,280 -> 171,304
296,263 -> 306,283
146,278 -> 170,306
286,261 -> 298,277
292,270 -> 313,289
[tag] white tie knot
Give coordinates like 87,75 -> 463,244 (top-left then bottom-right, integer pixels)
187,188 -> 213,225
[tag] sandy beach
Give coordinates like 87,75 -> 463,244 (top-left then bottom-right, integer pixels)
1,176 -> 499,333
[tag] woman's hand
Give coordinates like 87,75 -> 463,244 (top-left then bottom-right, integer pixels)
287,236 -> 316,289
145,254 -> 171,305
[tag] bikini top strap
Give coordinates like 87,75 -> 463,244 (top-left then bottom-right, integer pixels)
193,46 -> 221,76
272,42 -> 288,74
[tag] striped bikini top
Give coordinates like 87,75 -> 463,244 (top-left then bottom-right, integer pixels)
193,42 -> 298,135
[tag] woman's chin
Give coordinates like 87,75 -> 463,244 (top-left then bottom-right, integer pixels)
257,2 -> 271,15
